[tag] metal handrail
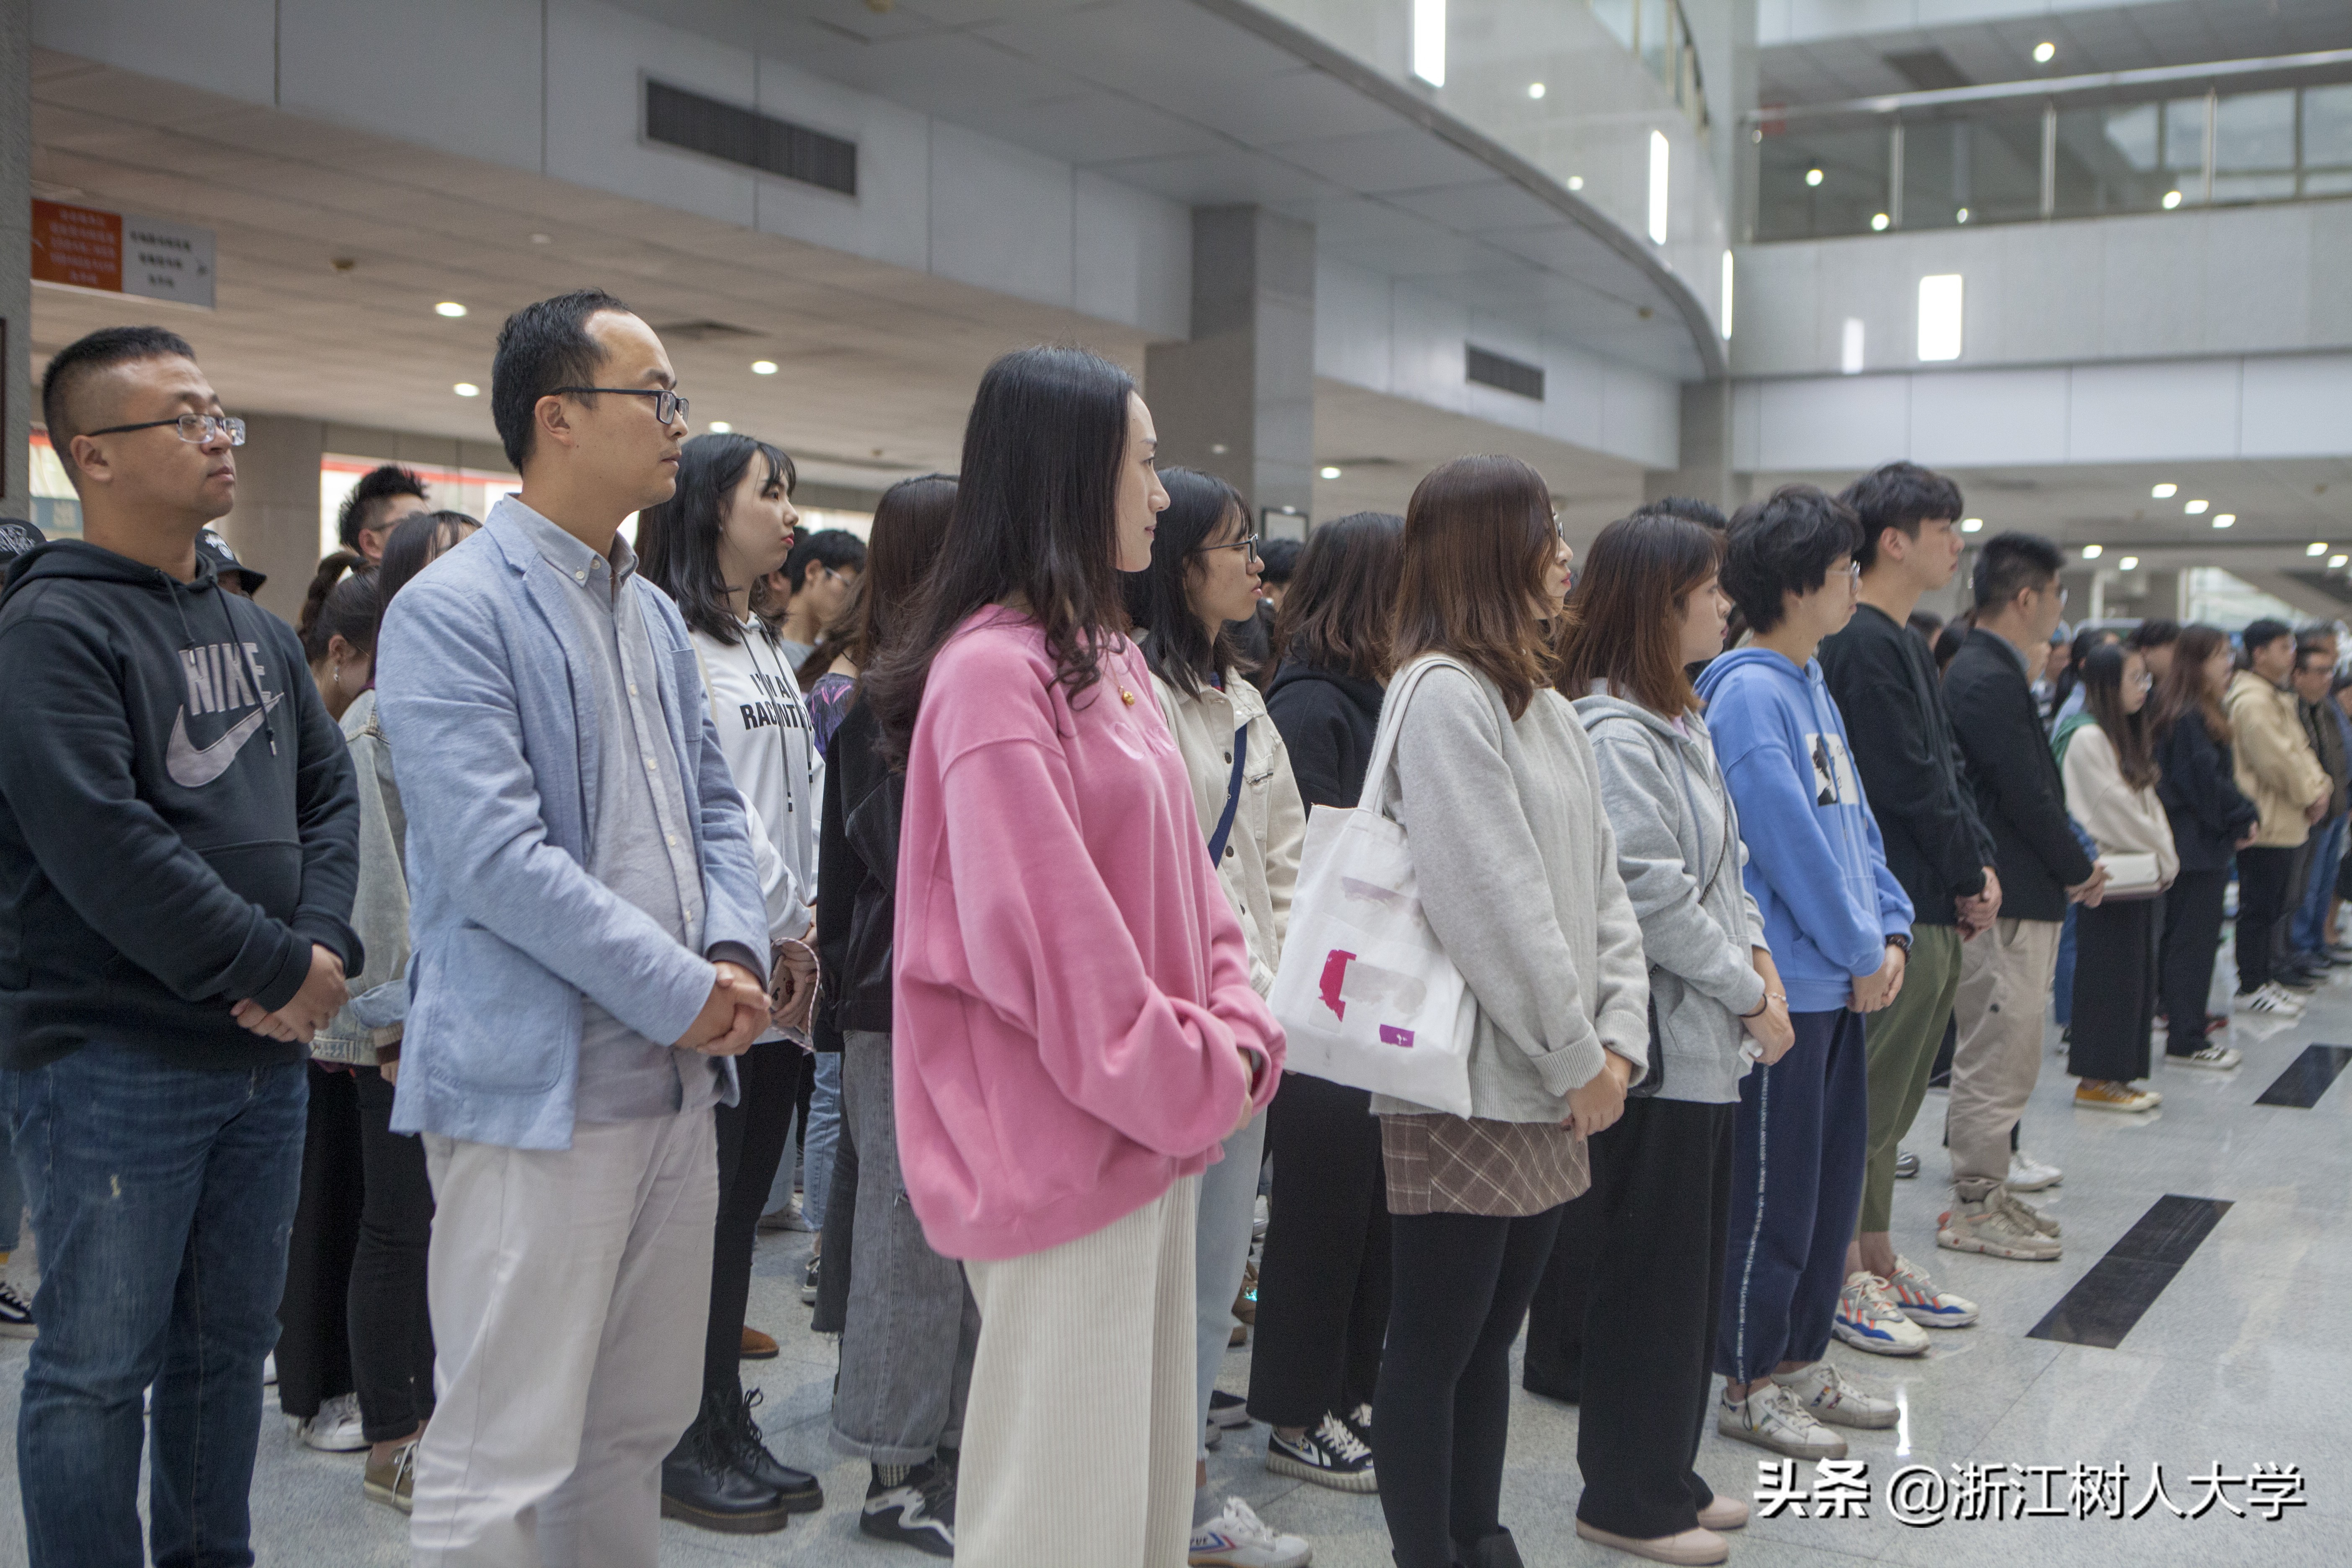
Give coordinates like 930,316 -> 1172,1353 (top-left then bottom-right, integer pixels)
1746,46 -> 2352,125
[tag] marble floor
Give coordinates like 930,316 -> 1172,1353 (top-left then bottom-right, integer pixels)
0,955 -> 2344,1566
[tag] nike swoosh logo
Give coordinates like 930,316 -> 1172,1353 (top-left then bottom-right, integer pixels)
166,694 -> 282,788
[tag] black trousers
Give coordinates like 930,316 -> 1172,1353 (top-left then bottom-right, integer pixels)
1375,1204 -> 1565,1568
276,1062 -> 360,1422
1524,1099 -> 1733,1540
350,1066 -> 436,1444
2236,846 -> 2295,993
702,1039 -> 805,1400
2070,899 -> 2158,1083
1247,1073 -> 1391,1429
2161,868 -> 2231,1055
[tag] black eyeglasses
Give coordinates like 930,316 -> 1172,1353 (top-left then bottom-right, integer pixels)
550,386 -> 689,427
1190,534 -> 1261,565
81,413 -> 247,446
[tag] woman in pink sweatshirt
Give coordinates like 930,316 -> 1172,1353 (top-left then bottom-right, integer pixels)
867,346 -> 1285,1568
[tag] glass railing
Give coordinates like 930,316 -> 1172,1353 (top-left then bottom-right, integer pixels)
1747,54 -> 2352,242
1588,0 -> 1707,132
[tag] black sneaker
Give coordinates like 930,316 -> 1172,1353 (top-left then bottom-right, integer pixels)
1206,1388 -> 1249,1449
1342,1400 -> 1373,1448
861,1455 -> 956,1557
1265,1411 -> 1377,1493
802,1254 -> 820,1306
0,1281 -> 35,1340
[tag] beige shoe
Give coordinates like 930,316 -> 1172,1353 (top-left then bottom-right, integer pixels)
1938,1189 -> 2061,1260
1696,1495 -> 1749,1531
363,1440 -> 418,1514
1575,1520 -> 1729,1565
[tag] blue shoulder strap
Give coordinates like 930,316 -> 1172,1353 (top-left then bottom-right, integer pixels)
1206,723 -> 1249,864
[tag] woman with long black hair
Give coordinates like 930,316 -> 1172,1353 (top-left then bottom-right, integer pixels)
1245,511 -> 1403,1488
634,432 -> 825,1534
868,347 -> 1284,1568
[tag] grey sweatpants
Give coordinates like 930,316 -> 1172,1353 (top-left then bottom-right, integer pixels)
829,1032 -> 979,1467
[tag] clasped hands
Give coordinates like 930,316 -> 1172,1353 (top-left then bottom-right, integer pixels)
230,944 -> 349,1045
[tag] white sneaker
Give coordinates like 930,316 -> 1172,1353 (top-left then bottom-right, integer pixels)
2004,1186 -> 2061,1238
1717,1382 -> 1845,1459
1938,1189 -> 2062,1261
1771,1362 -> 1897,1429
1830,1271 -> 1929,1356
2170,1044 -> 2243,1070
290,1391 -> 366,1452
1189,1497 -> 1310,1568
1882,1254 -> 1980,1329
2236,985 -> 2303,1016
2008,1150 -> 2062,1191
263,1351 -> 276,1388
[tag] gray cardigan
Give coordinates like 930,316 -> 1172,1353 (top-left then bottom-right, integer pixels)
312,689 -> 411,1068
1575,691 -> 1769,1105
1370,659 -> 1650,1122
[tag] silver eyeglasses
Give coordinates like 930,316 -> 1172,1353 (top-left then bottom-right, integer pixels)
82,413 -> 247,446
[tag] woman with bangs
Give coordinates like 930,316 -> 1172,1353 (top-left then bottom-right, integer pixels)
1542,510 -> 1795,1566
1367,456 -> 1648,1568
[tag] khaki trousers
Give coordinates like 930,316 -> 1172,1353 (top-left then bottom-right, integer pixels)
1946,917 -> 2061,1191
410,1111 -> 718,1568
959,1176 -> 1201,1568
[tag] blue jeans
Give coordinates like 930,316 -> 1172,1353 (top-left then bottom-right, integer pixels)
804,1052 -> 842,1230
2292,813 -> 2349,954
0,1114 -> 22,1254
5,1044 -> 307,1568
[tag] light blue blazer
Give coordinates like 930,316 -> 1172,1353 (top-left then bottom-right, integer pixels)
375,506 -> 769,1150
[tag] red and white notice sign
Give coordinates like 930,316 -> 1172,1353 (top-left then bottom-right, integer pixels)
32,200 -> 216,310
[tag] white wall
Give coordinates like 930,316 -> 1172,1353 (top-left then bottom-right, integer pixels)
1319,255 -> 1681,468
1732,351 -> 2352,471
34,0 -> 1193,340
1733,198 -> 2352,378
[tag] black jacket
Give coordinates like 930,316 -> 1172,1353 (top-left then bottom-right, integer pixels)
0,541 -> 361,1070
1818,603 -> 1995,926
813,695 -> 900,1051
2300,694 -> 2350,816
1264,658 -> 1385,810
1942,628 -> 2094,922
2156,708 -> 2261,871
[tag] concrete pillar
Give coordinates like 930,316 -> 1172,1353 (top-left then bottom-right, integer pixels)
219,414 -> 326,625
1643,379 -> 1743,517
1144,206 -> 1316,541
1,0 -> 30,521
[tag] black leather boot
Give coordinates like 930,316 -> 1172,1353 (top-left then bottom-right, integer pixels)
660,1396 -> 790,1534
1461,1527 -> 1526,1568
722,1388 -> 823,1512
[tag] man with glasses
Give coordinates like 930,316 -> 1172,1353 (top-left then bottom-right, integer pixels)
0,326 -> 361,1565
375,290 -> 774,1563
1939,532 -> 2106,1264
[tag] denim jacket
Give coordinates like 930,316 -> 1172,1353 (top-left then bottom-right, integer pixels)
374,503 -> 770,1150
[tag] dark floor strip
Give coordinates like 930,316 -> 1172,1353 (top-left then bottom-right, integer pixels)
2255,1044 -> 2352,1108
2026,1195 -> 2233,1349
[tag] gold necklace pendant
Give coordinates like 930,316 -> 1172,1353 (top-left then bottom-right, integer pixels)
1120,686 -> 1137,705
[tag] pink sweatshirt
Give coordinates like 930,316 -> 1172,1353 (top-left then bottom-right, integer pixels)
893,610 -> 1284,1262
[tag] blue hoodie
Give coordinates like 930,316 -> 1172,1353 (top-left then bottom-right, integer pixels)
1694,646 -> 1914,1012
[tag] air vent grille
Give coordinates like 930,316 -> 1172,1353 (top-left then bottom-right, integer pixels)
645,80 -> 856,196
1466,345 -> 1545,402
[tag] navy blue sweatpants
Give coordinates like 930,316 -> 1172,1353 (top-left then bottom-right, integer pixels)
1715,1008 -> 1869,1383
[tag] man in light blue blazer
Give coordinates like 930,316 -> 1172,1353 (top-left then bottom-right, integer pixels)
376,290 -> 773,1566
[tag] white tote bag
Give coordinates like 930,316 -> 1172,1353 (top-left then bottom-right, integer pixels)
1268,657 -> 1479,1116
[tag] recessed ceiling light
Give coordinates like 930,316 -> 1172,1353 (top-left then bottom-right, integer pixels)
2333,555 -> 2348,569
1961,518 -> 1983,532
434,301 -> 467,318
2309,542 -> 2329,557
1871,212 -> 1890,231
2120,556 -> 2139,570
1956,206 -> 1970,223
2184,499 -> 2208,514
750,360 -> 779,375
2211,514 -> 2234,529
2033,41 -> 2056,64
1527,82 -> 1546,99
2162,190 -> 2183,209
1567,175 -> 1584,190
453,382 -> 479,397
1805,168 -> 1824,187
2081,544 -> 2102,559
2151,482 -> 2177,498
1319,466 -> 1342,479
708,420 -> 732,433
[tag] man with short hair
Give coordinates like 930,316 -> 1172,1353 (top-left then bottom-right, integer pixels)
0,326 -> 361,1566
2288,634 -> 2350,970
2127,619 -> 2181,685
1939,532 -> 2106,1262
377,289 -> 779,1562
774,528 -> 867,669
2225,622 -> 2331,1014
339,463 -> 431,562
1695,485 -> 1915,1463
1817,462 -> 1998,1354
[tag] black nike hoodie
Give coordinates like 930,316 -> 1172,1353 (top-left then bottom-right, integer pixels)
0,539 -> 362,1070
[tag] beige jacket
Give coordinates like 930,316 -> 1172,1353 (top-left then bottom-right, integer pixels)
1151,670 -> 1306,996
2060,725 -> 2179,887
2224,669 -> 2329,848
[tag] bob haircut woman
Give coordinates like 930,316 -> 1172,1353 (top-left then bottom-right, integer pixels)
1390,455 -> 1564,720
879,346 -> 1285,1568
1272,510 -> 1403,692
1554,510 -> 1724,714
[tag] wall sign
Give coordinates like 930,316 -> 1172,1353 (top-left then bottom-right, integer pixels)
32,200 -> 216,310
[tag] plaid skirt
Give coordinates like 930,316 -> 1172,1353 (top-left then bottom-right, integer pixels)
1381,1112 -> 1590,1218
